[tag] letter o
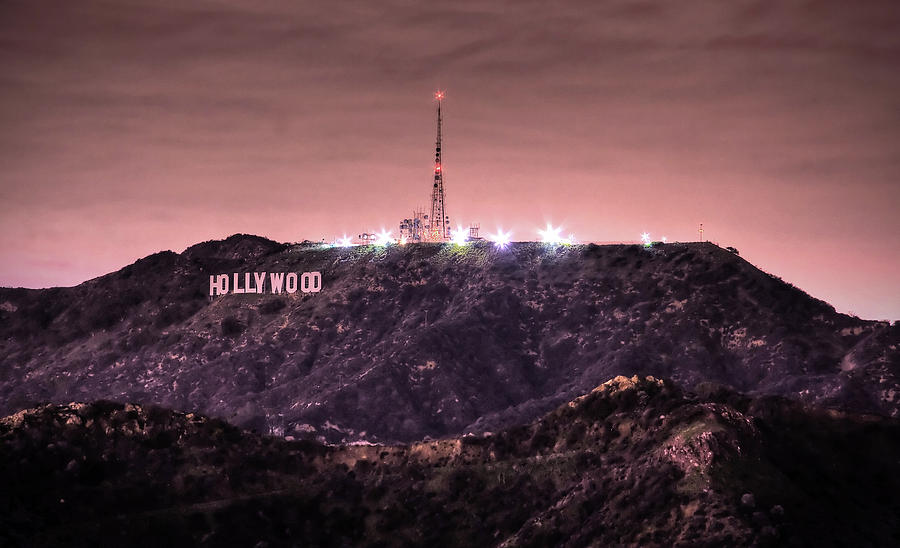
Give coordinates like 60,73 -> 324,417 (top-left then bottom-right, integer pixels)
286,273 -> 298,293
301,271 -> 322,293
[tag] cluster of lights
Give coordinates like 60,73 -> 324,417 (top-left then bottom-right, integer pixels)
641,233 -> 668,247
328,89 -> 692,252
333,225 -> 676,249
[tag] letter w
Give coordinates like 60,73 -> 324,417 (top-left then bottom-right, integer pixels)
269,272 -> 285,294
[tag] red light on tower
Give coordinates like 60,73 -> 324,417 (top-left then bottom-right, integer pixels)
434,90 -> 445,101
435,163 -> 441,172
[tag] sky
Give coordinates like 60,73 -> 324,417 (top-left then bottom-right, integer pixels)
1,0 -> 898,320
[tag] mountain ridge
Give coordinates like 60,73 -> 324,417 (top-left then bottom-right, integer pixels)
1,234 -> 897,443
3,375 -> 898,547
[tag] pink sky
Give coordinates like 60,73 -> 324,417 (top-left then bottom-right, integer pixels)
1,0 -> 898,319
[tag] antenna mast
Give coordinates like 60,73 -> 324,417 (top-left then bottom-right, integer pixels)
428,90 -> 450,241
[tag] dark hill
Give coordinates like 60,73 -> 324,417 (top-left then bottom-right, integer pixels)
1,236 -> 897,442
2,376 -> 898,547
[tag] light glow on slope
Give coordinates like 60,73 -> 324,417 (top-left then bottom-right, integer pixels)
376,230 -> 394,246
451,225 -> 469,245
489,228 -> 512,249
539,224 -> 568,244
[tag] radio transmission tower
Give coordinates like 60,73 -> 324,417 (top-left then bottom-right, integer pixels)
427,90 -> 450,241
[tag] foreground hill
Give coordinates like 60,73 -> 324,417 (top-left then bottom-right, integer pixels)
1,235 -> 897,442
2,376 -> 898,547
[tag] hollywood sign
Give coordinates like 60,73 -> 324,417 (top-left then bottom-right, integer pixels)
209,272 -> 322,296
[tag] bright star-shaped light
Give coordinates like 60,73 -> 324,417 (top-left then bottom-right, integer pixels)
337,235 -> 353,247
489,228 -> 512,249
451,225 -> 469,246
661,236 -> 667,243
375,230 -> 394,246
641,232 -> 652,246
539,224 -> 566,244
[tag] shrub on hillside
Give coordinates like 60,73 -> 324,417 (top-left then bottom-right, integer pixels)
221,316 -> 245,337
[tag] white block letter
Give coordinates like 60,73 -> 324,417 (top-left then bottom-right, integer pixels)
286,273 -> 298,294
254,272 -> 266,294
270,272 -> 285,294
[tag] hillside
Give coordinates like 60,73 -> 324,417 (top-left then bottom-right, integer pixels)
2,376 -> 898,547
1,235 -> 897,442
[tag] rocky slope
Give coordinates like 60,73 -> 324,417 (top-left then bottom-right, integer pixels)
1,235 -> 897,442
2,376 -> 898,547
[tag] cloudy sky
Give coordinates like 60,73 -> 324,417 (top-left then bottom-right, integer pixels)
1,0 -> 898,319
